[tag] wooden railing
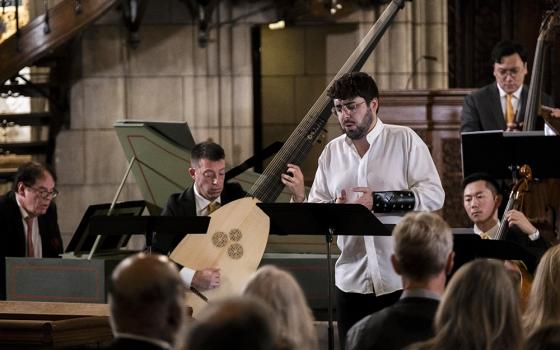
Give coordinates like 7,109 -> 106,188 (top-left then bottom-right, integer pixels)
0,0 -> 118,83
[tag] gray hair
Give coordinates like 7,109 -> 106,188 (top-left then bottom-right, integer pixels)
393,212 -> 453,280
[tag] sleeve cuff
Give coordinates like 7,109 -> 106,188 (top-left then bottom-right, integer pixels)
529,229 -> 540,241
179,267 -> 196,287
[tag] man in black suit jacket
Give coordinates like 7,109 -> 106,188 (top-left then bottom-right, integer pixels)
0,162 -> 63,299
105,253 -> 187,350
154,141 -> 247,292
461,40 -> 559,133
346,212 -> 454,350
462,172 -> 548,258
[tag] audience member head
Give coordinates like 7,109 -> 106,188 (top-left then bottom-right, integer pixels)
108,253 -> 187,347
243,265 -> 318,350
524,323 -> 560,350
462,172 -> 502,231
13,161 -> 58,217
391,212 -> 453,288
327,72 -> 379,140
411,259 -> 523,350
185,296 -> 276,350
524,245 -> 560,336
491,40 -> 528,94
189,141 -> 226,201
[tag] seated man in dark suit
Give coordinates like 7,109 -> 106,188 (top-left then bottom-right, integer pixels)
461,40 -> 560,133
0,161 -> 63,299
346,212 -> 454,350
154,141 -> 246,291
156,141 -> 304,291
105,253 -> 187,350
462,172 -> 548,258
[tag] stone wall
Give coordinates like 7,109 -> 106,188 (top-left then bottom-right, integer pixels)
53,0 -> 448,247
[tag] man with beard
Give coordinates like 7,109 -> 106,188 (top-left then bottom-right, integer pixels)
288,72 -> 444,348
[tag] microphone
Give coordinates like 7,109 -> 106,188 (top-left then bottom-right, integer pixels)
405,55 -> 438,89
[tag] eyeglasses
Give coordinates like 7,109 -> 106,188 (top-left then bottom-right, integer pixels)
332,100 -> 366,115
495,68 -> 522,78
28,186 -> 58,199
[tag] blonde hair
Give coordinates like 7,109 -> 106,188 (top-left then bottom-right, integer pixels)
524,245 -> 560,336
243,265 -> 318,350
410,259 -> 523,350
393,212 -> 453,280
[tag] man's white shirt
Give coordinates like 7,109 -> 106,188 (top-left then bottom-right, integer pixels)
179,185 -> 221,287
307,119 -> 445,295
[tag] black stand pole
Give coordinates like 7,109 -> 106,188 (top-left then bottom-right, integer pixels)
257,202 -> 391,350
326,227 -> 335,350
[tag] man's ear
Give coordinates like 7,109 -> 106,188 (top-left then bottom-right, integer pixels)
391,255 -> 401,275
16,182 -> 26,196
495,194 -> 503,209
369,98 -> 378,113
445,251 -> 455,275
188,168 -> 196,180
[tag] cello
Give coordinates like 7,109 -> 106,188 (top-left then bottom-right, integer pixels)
496,164 -> 534,310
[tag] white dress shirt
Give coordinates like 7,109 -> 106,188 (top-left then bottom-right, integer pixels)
15,196 -> 43,257
473,222 -> 539,241
179,185 -> 221,287
113,332 -> 172,350
308,119 -> 445,295
497,83 -> 522,119
497,83 -> 556,135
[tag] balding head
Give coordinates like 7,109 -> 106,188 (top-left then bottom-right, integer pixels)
109,253 -> 186,345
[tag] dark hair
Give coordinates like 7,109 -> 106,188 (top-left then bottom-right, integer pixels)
12,161 -> 56,192
327,72 -> 380,104
462,172 -> 500,194
191,141 -> 225,164
186,297 -> 276,350
491,40 -> 528,64
524,323 -> 560,350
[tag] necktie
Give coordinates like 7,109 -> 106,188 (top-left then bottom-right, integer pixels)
506,94 -> 515,125
25,217 -> 35,257
207,201 -> 221,214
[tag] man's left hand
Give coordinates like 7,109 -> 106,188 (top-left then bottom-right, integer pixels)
281,164 -> 305,203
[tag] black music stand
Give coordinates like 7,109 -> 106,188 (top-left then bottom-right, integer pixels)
257,203 -> 391,350
461,130 -> 560,179
452,234 -> 538,274
88,216 -> 210,256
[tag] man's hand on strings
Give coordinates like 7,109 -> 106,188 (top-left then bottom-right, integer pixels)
192,268 -> 220,290
281,164 -> 305,203
506,209 -> 537,236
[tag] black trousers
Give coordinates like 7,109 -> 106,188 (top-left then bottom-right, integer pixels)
336,287 -> 402,350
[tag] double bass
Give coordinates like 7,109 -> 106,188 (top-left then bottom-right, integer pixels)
522,3 -> 560,133
170,0 -> 407,316
519,4 -> 560,247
